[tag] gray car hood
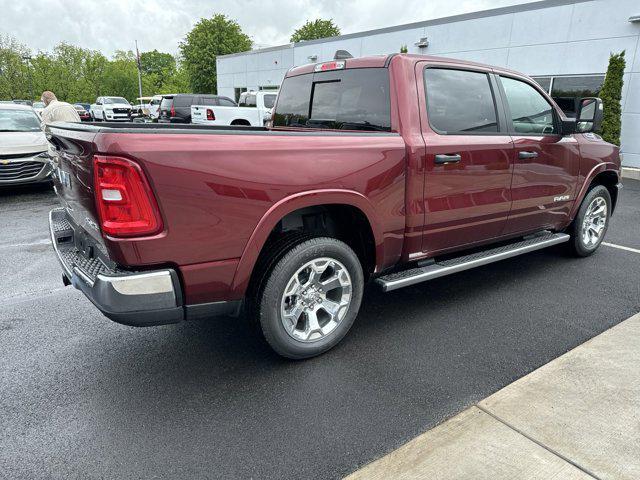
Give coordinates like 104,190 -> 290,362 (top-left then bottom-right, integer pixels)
0,131 -> 48,155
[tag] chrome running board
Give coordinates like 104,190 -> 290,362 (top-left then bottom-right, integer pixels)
376,232 -> 570,292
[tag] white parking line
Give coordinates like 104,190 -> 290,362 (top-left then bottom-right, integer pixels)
0,238 -> 51,249
602,242 -> 640,254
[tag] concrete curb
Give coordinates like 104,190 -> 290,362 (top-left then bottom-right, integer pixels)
621,167 -> 640,181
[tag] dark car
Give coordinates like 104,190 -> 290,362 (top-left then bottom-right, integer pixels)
158,94 -> 236,123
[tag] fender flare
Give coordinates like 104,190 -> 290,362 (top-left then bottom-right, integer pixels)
569,162 -> 620,220
230,189 -> 384,298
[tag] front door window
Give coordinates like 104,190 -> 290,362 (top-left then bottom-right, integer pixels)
500,77 -> 556,135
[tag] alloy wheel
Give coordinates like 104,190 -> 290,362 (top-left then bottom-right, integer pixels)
581,196 -> 608,248
280,257 -> 352,343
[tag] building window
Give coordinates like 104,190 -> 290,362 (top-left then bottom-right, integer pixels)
234,87 -> 247,103
551,75 -> 605,118
259,86 -> 279,91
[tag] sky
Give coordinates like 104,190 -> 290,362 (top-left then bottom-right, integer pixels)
0,0 -> 536,57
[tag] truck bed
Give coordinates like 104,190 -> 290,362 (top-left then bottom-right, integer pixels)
48,121 -> 406,307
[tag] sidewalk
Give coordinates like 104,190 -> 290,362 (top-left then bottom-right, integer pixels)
346,313 -> 640,480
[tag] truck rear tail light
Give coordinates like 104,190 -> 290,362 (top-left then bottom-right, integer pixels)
314,60 -> 346,72
170,104 -> 176,117
93,155 -> 163,238
206,108 -> 215,121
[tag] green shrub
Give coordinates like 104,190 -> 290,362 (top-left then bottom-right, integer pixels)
599,51 -> 625,145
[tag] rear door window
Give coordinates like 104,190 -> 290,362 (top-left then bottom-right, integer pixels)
201,96 -> 217,105
175,95 -> 194,107
219,97 -> 236,107
274,68 -> 391,131
424,68 -> 498,134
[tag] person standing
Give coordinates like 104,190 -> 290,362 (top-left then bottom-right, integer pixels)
40,91 -> 80,125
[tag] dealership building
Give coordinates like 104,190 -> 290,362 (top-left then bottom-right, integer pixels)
217,0 -> 640,167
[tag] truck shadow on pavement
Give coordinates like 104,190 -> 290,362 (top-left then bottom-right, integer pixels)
95,242 -> 636,385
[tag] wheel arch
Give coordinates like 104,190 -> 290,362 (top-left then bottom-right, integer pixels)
570,164 -> 620,220
230,190 -> 384,298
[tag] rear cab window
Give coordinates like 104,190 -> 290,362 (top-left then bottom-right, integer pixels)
263,94 -> 277,109
273,68 -> 391,131
240,94 -> 257,108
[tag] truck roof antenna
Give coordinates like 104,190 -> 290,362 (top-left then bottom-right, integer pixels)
334,50 -> 353,60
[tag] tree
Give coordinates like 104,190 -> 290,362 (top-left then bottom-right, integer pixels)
0,35 -> 31,99
599,51 -> 625,146
400,45 -> 408,53
0,37 -> 187,103
157,66 -> 190,94
290,19 -> 340,43
102,50 -> 140,101
140,50 -> 176,91
180,14 -> 252,94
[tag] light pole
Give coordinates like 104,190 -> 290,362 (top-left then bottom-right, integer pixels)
21,54 -> 34,102
135,41 -> 143,100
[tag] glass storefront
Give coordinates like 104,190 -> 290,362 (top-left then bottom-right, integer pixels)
531,75 -> 605,118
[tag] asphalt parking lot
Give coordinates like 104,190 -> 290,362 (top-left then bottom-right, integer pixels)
1,180 -> 639,480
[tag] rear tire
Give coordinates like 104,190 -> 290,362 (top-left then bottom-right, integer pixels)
568,185 -> 611,257
257,237 -> 364,359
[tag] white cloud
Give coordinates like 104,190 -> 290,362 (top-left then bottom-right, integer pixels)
0,0 -> 535,57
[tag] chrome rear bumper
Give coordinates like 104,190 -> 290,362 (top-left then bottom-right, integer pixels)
49,208 -> 184,326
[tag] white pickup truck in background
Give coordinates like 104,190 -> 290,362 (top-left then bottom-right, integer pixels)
191,90 -> 278,126
90,96 -> 132,121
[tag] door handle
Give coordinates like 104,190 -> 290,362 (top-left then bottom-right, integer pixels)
518,151 -> 539,160
434,153 -> 462,164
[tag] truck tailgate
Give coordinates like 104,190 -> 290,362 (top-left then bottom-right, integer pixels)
48,125 -> 104,246
191,105 -> 207,124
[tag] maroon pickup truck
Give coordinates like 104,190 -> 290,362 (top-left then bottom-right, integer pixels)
48,54 -> 621,359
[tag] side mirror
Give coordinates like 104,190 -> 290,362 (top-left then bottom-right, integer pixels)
576,97 -> 603,133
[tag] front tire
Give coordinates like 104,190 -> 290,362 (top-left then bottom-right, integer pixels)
257,237 -> 364,359
568,185 -> 611,257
